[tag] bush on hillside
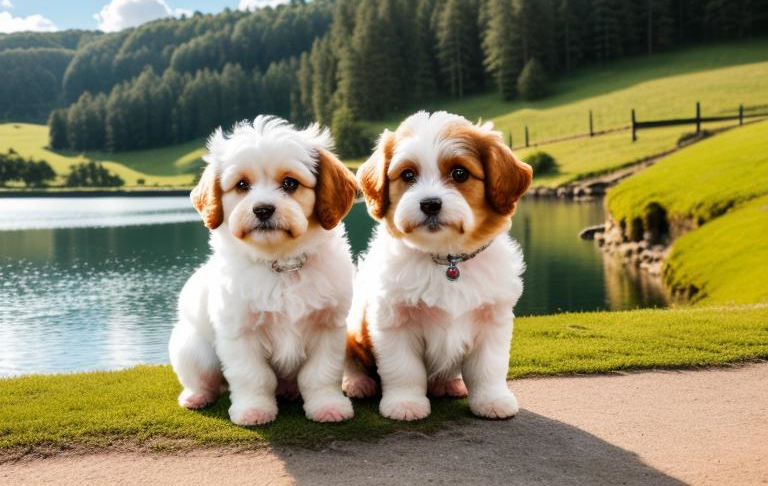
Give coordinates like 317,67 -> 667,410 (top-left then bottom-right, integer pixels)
331,107 -> 373,159
65,161 -> 124,188
0,150 -> 56,187
517,58 -> 550,100
525,151 -> 558,175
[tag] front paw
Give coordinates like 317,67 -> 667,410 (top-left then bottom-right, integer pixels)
304,394 -> 354,423
178,389 -> 217,409
229,401 -> 278,426
469,390 -> 519,419
380,394 -> 431,421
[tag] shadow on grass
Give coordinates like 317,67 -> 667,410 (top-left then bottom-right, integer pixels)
195,394 -> 474,447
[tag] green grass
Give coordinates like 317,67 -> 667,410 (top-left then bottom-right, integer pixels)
2,305 -> 767,452
516,125 -> 683,187
606,120 -> 768,225
0,123 -> 198,187
664,195 -> 768,305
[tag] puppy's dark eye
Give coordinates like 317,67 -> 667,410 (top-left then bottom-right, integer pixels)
451,166 -> 469,183
235,179 -> 250,192
401,169 -> 417,184
282,177 -> 299,193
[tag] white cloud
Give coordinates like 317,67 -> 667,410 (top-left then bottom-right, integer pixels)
0,11 -> 58,33
1,0 -> 14,9
238,0 -> 290,12
94,0 -> 189,32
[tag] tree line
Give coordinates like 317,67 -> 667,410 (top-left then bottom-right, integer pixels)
22,0 -> 768,155
0,2 -> 331,123
0,149 -> 124,188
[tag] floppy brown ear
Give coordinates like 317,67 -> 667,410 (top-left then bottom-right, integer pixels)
357,130 -> 394,219
481,136 -> 533,215
190,164 -> 224,230
314,149 -> 358,230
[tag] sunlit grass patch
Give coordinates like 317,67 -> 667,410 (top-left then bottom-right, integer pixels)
606,120 -> 768,224
663,195 -> 768,306
2,305 -> 767,452
0,123 -> 196,188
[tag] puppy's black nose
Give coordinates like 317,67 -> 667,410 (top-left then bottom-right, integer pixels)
420,198 -> 442,215
253,205 -> 276,221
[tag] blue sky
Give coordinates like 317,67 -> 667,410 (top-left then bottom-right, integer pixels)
0,0 -> 286,33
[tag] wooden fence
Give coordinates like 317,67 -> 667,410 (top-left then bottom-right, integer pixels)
631,103 -> 768,141
507,103 -> 768,150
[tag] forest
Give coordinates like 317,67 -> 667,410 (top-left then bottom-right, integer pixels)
0,0 -> 766,155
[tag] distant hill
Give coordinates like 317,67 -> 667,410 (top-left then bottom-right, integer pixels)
2,0 -> 767,160
3,40 -> 767,190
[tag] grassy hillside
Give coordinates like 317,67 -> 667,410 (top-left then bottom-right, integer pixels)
605,121 -> 768,305
368,39 -> 768,186
664,195 -> 768,305
606,120 -> 768,225
3,40 -> 767,188
367,39 -> 768,139
1,305 -> 766,451
0,123 -> 199,188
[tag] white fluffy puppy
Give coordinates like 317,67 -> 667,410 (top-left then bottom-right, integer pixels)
169,116 -> 358,425
344,111 -> 532,421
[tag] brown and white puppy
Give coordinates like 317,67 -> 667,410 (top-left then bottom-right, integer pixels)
169,116 -> 358,425
344,111 -> 532,421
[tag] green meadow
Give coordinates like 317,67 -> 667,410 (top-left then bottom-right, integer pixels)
606,120 -> 768,225
1,305 -> 766,452
0,123 -> 199,188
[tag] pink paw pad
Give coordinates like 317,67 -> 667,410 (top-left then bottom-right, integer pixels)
312,405 -> 350,423
343,375 -> 378,398
180,391 -> 214,409
237,408 -> 277,426
383,401 -> 430,421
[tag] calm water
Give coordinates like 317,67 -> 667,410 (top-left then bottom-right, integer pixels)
0,197 -> 666,376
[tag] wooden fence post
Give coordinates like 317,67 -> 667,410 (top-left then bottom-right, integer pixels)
696,102 -> 701,134
631,109 -> 637,142
589,110 -> 594,137
525,126 -> 529,148
739,104 -> 744,125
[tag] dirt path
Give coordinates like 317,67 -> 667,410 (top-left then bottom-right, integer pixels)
3,364 -> 767,486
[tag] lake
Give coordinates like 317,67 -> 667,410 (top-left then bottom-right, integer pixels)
0,196 -> 667,376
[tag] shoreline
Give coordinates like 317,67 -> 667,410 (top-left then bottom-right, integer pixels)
0,189 -> 191,198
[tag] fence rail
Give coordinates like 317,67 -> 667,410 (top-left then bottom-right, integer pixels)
632,103 -> 768,141
507,103 -> 768,150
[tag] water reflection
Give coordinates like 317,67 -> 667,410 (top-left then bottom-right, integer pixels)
0,196 -> 666,376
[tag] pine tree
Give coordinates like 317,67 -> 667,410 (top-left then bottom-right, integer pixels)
590,0 -> 623,61
106,84 -> 129,152
309,37 -> 336,126
484,0 -> 522,99
48,109 -> 68,149
297,52 -> 315,123
517,57 -> 550,100
437,0 -> 480,97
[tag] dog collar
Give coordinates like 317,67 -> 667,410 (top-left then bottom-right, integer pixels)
431,242 -> 492,281
270,253 -> 308,273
